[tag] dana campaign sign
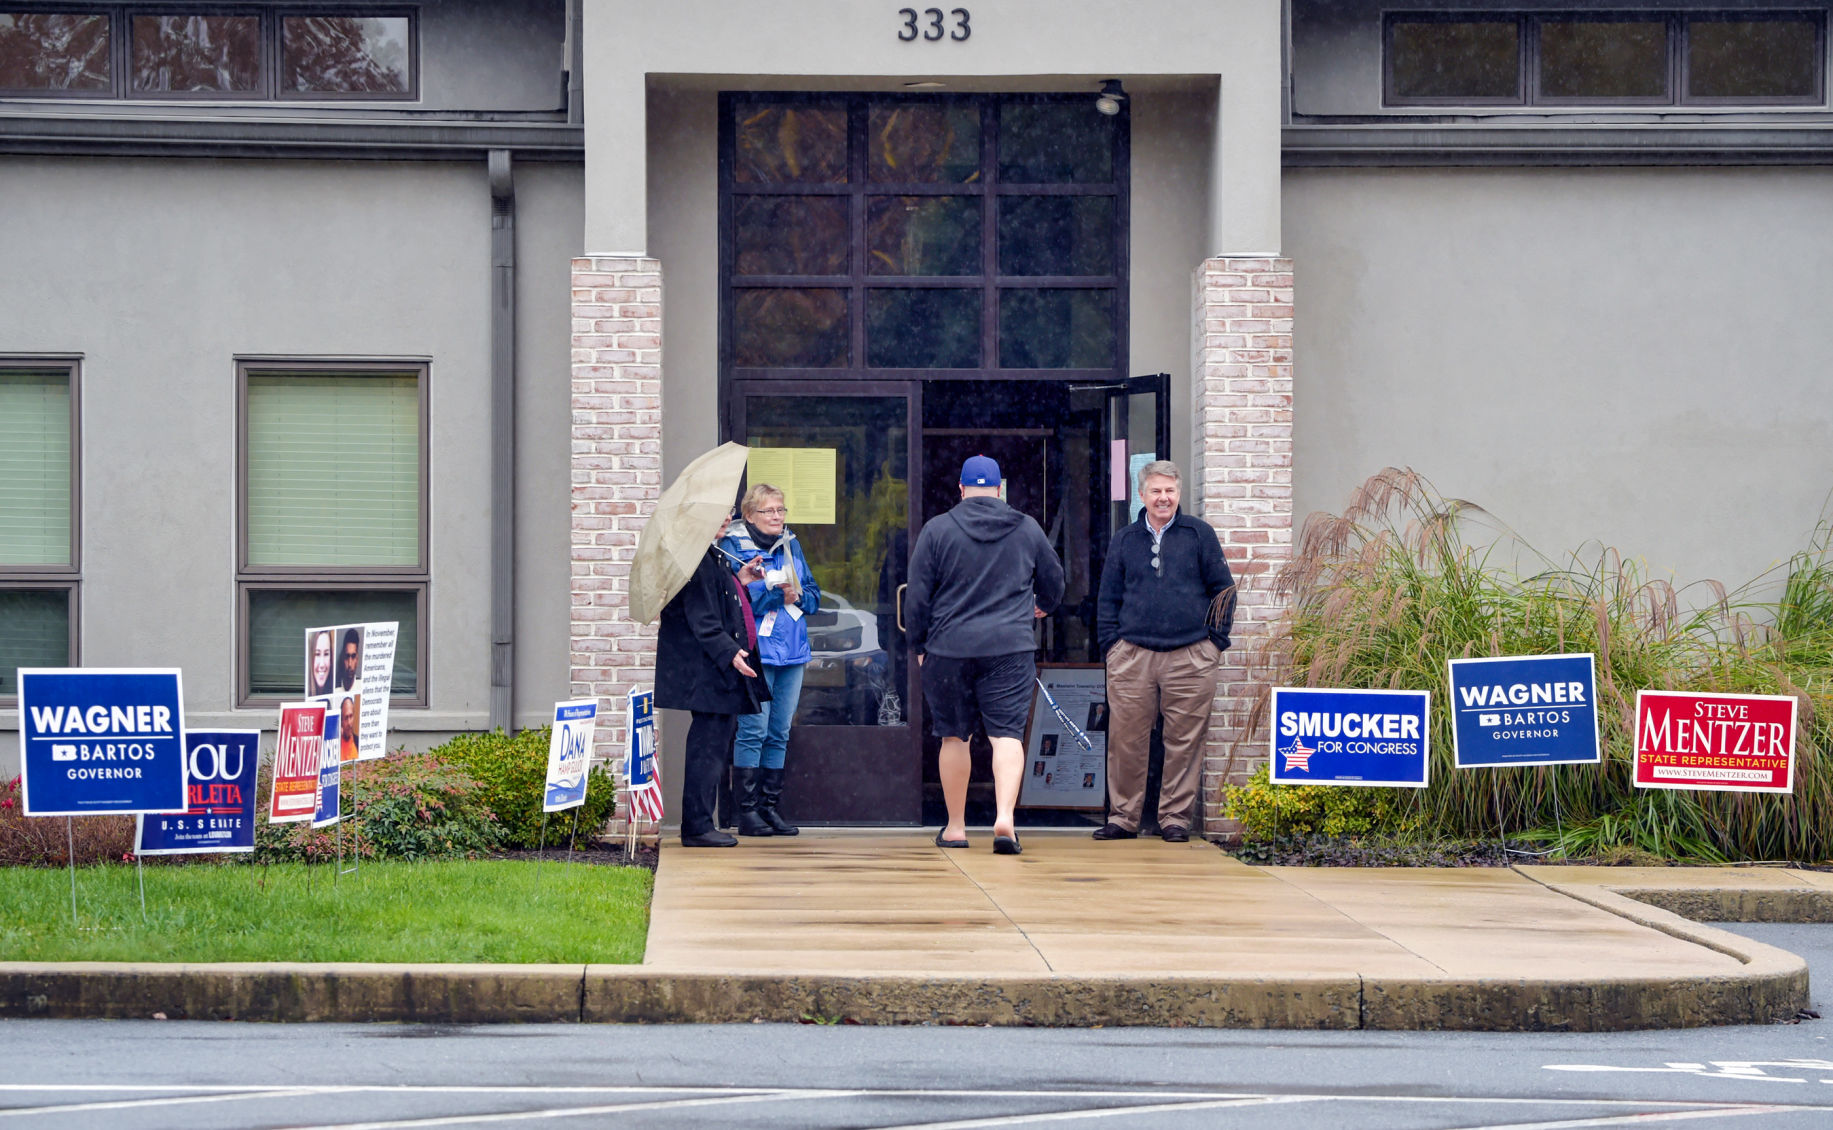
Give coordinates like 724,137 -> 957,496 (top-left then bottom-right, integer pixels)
1270,687 -> 1431,788
544,700 -> 598,813
1635,690 -> 1796,794
19,668 -> 187,816
1448,654 -> 1600,768
137,731 -> 260,855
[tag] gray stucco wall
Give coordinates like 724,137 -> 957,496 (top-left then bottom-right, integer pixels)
0,154 -> 584,772
1284,165 -> 1833,589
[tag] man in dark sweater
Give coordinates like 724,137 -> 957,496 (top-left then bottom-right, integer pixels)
1094,460 -> 1235,843
906,455 -> 1065,855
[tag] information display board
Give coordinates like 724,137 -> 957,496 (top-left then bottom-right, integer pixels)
18,668 -> 187,816
1018,665 -> 1107,811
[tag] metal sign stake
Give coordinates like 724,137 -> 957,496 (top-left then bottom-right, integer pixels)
135,851 -> 147,924
65,818 -> 77,928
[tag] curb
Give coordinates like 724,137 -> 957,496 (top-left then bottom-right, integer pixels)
0,881 -> 1816,1029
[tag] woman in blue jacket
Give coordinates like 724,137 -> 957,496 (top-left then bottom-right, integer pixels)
719,483 -> 821,836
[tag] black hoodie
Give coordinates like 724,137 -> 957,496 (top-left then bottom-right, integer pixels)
905,495 -> 1066,659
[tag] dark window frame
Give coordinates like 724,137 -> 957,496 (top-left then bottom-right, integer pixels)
718,91 -> 1132,391
0,357 -> 81,705
0,4 -> 418,101
234,357 -> 429,708
1385,9 -> 1828,108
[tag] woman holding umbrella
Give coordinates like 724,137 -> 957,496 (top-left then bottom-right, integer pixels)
656,522 -> 770,847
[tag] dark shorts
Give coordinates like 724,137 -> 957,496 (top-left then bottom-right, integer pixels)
922,651 -> 1036,741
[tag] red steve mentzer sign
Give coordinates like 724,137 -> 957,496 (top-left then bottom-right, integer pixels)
1634,690 -> 1797,794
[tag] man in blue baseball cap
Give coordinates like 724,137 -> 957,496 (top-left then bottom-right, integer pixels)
905,455 -> 1065,855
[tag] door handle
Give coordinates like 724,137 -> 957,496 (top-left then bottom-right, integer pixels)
896,584 -> 907,632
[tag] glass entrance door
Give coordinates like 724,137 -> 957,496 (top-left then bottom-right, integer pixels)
732,384 -> 921,825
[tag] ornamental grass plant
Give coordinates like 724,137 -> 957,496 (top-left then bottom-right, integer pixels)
1228,468 -> 1833,863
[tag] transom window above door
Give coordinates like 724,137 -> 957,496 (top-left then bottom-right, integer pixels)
721,94 -> 1129,379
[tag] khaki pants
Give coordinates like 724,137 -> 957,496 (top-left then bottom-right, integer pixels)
1103,638 -> 1222,833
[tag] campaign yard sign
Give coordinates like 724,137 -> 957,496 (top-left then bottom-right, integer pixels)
1448,654 -> 1600,768
313,708 -> 342,829
269,703 -> 326,824
544,700 -> 599,813
1635,690 -> 1797,794
19,668 -> 187,816
1270,687 -> 1431,788
626,689 -> 663,824
137,731 -> 260,855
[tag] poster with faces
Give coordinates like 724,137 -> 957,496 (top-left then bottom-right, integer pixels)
303,621 -> 399,761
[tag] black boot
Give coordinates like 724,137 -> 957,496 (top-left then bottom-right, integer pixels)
733,767 -> 774,837
758,767 -> 799,836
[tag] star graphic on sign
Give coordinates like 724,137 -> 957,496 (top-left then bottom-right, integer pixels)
1282,739 -> 1314,773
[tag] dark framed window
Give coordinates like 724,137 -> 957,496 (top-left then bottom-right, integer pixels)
0,6 -> 416,100
1387,11 -> 1826,107
236,360 -> 427,706
0,360 -> 79,702
720,92 -> 1130,385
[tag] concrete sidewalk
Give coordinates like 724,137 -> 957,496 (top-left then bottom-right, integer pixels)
0,830 -> 1822,1028
640,829 -> 1813,1029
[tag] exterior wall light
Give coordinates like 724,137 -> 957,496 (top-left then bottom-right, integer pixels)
1095,79 -> 1126,115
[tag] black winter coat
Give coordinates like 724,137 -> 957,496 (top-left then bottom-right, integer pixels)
655,549 -> 771,715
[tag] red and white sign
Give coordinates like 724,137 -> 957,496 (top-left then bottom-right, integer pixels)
269,702 -> 327,823
1634,690 -> 1797,794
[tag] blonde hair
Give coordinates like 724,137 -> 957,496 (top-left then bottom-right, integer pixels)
741,483 -> 786,518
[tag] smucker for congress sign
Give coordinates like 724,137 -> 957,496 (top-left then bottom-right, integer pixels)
1270,687 -> 1431,788
1634,690 -> 1796,794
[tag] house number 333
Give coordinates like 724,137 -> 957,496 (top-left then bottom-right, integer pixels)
898,7 -> 970,41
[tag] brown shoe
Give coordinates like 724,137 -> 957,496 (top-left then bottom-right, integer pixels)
1091,822 -> 1137,841
1160,825 -> 1190,843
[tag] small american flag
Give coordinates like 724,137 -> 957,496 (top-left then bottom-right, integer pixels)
626,690 -> 665,824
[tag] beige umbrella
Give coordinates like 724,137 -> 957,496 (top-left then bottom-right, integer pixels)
628,441 -> 752,625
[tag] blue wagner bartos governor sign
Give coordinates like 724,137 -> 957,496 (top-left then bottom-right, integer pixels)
1447,653 -> 1600,768
1270,687 -> 1431,788
18,668 -> 188,816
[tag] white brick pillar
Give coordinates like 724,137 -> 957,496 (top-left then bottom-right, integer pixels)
570,256 -> 663,835
1192,257 -> 1294,835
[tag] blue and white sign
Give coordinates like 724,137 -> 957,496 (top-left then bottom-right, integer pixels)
544,699 -> 599,813
136,730 -> 260,855
1270,687 -> 1431,788
1448,653 -> 1600,768
312,709 -> 342,829
18,668 -> 187,816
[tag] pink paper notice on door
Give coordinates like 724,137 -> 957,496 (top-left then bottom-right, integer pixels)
1109,440 -> 1127,501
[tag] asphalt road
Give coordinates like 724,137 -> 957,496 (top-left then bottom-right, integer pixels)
3,923 -> 1832,1130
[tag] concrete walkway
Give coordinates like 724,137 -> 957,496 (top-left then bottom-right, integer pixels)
0,831 -> 1822,1028
641,829 -> 1812,1029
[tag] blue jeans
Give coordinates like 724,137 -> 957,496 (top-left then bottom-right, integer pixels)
733,663 -> 805,770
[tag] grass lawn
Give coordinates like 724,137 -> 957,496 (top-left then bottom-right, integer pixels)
0,859 -> 652,964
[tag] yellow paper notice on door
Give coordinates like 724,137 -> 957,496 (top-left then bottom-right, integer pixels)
747,448 -> 837,525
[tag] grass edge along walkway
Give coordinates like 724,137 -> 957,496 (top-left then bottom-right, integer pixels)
0,858 -> 651,964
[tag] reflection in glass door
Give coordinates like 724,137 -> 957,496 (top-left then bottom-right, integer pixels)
734,387 -> 920,825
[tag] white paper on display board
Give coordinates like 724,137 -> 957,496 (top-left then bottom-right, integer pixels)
1019,667 -> 1108,811
303,621 -> 398,762
544,699 -> 599,813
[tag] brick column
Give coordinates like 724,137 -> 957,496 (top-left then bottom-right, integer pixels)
570,256 -> 663,836
1192,257 -> 1294,836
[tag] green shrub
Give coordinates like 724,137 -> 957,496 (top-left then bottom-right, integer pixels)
1224,764 -> 1423,840
257,750 -> 502,863
1230,467 -> 1833,863
432,727 -> 619,849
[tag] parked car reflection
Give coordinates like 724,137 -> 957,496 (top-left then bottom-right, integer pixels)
797,594 -> 895,726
